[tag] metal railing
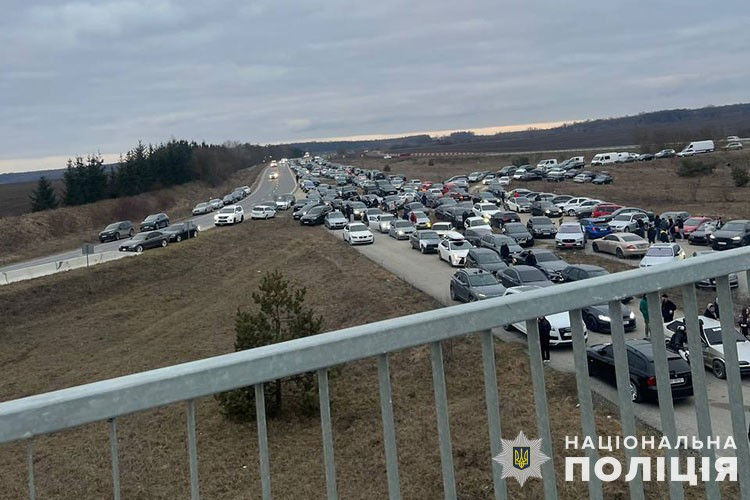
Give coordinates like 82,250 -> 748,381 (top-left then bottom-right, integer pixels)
2,248 -> 750,499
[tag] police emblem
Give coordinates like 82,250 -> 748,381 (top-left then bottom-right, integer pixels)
493,431 -> 549,486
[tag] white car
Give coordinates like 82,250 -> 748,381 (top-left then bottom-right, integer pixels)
498,175 -> 510,186
324,211 -> 348,230
192,202 -> 213,215
438,237 -> 473,266
472,203 -> 501,221
639,243 -> 686,268
481,174 -> 497,185
573,199 -> 602,217
503,286 -> 587,346
559,197 -> 590,215
608,212 -> 649,232
512,168 -> 527,180
343,223 -> 374,245
506,196 -> 531,213
432,222 -> 453,237
377,214 -> 397,233
251,205 -> 276,219
464,216 -> 492,231
274,195 -> 294,210
555,222 -> 586,248
269,171 -> 279,180
214,205 -> 244,225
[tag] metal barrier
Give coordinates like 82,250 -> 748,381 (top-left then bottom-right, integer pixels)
2,247 -> 750,499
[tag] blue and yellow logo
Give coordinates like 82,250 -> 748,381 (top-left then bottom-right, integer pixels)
513,447 -> 530,470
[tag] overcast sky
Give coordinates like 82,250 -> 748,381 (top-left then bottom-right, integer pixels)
1,0 -> 748,173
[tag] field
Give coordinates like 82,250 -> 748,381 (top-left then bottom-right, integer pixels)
0,215 -> 734,499
0,179 -> 65,217
0,166 -> 260,267
344,149 -> 750,220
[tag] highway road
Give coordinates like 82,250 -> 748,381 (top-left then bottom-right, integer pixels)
324,212 -> 750,456
0,163 -> 297,275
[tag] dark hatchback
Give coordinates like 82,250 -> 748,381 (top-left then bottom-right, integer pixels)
503,222 -> 534,247
118,231 -> 169,252
162,222 -> 199,242
99,221 -> 134,242
710,220 -> 750,250
300,205 -> 332,225
526,216 -> 558,238
514,249 -> 568,282
587,339 -> 693,403
497,265 -> 553,288
464,248 -> 508,275
139,213 -> 170,231
449,268 -> 506,302
530,201 -> 562,218
489,211 -> 521,229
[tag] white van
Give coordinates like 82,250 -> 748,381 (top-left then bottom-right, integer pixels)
591,152 -> 618,166
677,140 -> 715,157
614,152 -> 631,163
567,156 -> 585,164
536,158 -> 558,169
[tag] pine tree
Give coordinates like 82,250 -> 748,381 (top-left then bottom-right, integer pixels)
30,176 -> 59,211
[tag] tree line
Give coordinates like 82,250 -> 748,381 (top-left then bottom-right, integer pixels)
31,141 -> 299,211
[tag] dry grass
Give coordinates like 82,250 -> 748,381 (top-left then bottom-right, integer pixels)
0,179 -> 65,217
0,166 -> 261,267
0,216 -> 737,499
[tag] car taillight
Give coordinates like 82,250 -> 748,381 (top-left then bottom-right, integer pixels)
646,376 -> 656,387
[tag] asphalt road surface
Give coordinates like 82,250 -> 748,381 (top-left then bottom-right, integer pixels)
0,163 -> 297,274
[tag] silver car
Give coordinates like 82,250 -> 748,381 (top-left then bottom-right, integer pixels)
389,220 -> 416,240
665,316 -> 750,379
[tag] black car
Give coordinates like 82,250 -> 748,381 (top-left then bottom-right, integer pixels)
449,269 -> 506,302
503,222 -> 534,247
377,183 -> 398,196
710,220 -> 750,250
550,195 -> 572,206
409,230 -> 441,253
489,211 -> 521,229
434,199 -> 458,219
520,171 -> 544,181
300,205 -> 332,225
560,264 -> 609,282
473,191 -> 500,205
513,249 -> 568,282
118,231 -> 169,252
526,216 -> 558,238
465,248 -> 508,275
293,202 -> 323,220
497,265 -> 554,288
587,339 -> 693,403
464,228 -> 492,247
99,221 -> 134,242
162,222 -> 199,242
139,213 -> 170,231
592,173 -> 613,185
530,201 -> 562,218
479,234 -> 523,258
687,221 -> 714,246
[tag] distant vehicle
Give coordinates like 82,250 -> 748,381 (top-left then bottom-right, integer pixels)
479,233 -> 523,257
464,248 -> 508,275
608,212 -> 649,232
269,171 -> 279,180
639,243 -> 686,268
99,221 -> 134,242
687,221 -> 716,246
503,222 -> 534,247
118,231 -> 168,253
389,220 -> 416,240
300,205 -> 332,226
215,205 -> 245,225
573,172 -> 596,183
726,135 -> 741,142
526,216 -> 558,238
450,268 -> 506,302
275,194 -> 295,210
473,203 -> 502,220
513,249 -> 568,282
139,213 -> 170,232
222,194 -> 235,206
682,216 -> 713,235
530,201 -> 562,218
324,211 -> 348,230
710,220 -> 750,250
654,149 -> 676,159
536,159 -> 558,169
192,202 -> 212,215
438,237 -> 472,266
506,196 -> 532,213
410,211 -> 432,230
431,221 -> 453,237
410,230 -> 441,253
503,286 -> 586,346
592,173 -> 614,185
545,169 -> 566,182
377,214 -> 397,233
591,203 -> 622,219
497,265 -> 553,288
573,199 -> 603,218
591,152 -> 618,166
587,339 -> 693,403
464,216 -> 491,231
592,232 -> 649,258
251,205 -> 276,220
724,142 -> 743,151
481,173 -> 497,185
580,217 -> 612,239
240,185 -> 252,196
498,176 -> 511,186
162,222 -> 199,242
555,223 -> 586,249
208,198 -> 223,211
343,223 -> 374,245
677,140 -> 715,157
489,211 -> 521,229
638,153 -> 654,161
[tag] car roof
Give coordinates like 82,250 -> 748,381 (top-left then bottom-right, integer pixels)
568,264 -> 605,271
462,268 -> 491,276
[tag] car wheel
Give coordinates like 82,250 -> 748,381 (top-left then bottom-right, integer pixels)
449,285 -> 458,301
713,360 -> 726,379
114,232 -> 120,240
176,235 -> 182,242
584,314 -> 599,332
592,243 -> 599,252
421,246 -> 426,254
616,248 -> 624,259
587,361 -> 598,376
136,245 -> 144,253
629,380 -> 642,403
568,209 -> 576,216
161,240 -> 168,248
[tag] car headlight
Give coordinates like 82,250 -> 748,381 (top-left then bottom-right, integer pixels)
545,210 -> 550,213
629,312 -> 635,319
398,231 -> 404,235
597,315 -> 611,322
426,221 -> 432,227
732,236 -> 741,241
709,235 -> 716,239
475,292 -> 487,298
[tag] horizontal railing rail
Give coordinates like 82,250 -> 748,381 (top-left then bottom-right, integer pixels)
2,246 -> 750,500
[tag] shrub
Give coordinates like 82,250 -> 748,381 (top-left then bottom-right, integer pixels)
731,166 -> 749,187
676,159 -> 715,178
383,164 -> 391,172
428,159 -> 435,166
512,156 -> 530,167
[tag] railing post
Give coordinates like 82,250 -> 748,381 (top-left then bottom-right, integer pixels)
430,342 -> 457,500
607,300 -> 645,500
568,309 -> 602,500
317,368 -> 338,500
27,440 -> 35,500
646,292 -> 685,500
715,276 -> 750,495
480,330 -> 506,500
108,418 -> 121,500
186,400 -> 200,500
254,384 -> 272,500
524,319 -> 558,500
377,354 -> 401,500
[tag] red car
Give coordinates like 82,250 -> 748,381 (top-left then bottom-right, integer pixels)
591,203 -> 623,218
682,216 -> 713,235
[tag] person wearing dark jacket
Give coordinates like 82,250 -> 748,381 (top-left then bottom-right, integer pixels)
635,218 -> 645,238
500,242 -> 511,262
661,294 -> 677,322
421,193 -> 428,206
659,228 -> 669,243
676,217 -> 685,240
704,303 -> 718,320
462,210 -> 470,227
538,316 -> 552,363
525,250 -> 538,267
647,224 -> 657,244
738,307 -> 750,339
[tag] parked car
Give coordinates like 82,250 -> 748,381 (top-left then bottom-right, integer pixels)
591,203 -> 622,219
503,286 -> 586,346
473,203 -> 502,221
275,194 -> 295,210
498,176 -> 511,186
526,216 -> 558,238
573,172 -> 596,183
609,207 -> 654,222
503,222 -> 534,247
99,221 -> 134,242
688,221 -> 717,245
582,302 -> 636,333
530,201 -> 562,217
409,230 -> 441,253
580,218 -> 612,239
506,196 -> 532,213
555,223 -> 586,248
139,213 -> 170,231
659,210 -> 690,222
573,199 -> 603,218
592,173 -> 613,185
324,211 -> 348,230
214,205 -> 245,225
560,264 -> 608,282
655,149 -> 677,159
208,198 -> 223,211
192,202 -> 212,215
489,211 -> 521,229
300,205 -> 332,225
710,220 -> 750,250
545,169 -> 566,182
591,232 -> 649,258
513,249 -> 568,282
389,220 -> 416,240
682,216 -> 713,235
438,236 -> 473,266
724,141 -> 744,151
222,194 -> 235,205
587,340 -> 693,402
689,252 -> 739,288
639,243 -> 686,268
481,174 -> 498,185
497,265 -> 553,288
118,231 -> 168,253
250,205 -> 276,220
464,248 -> 508,275
409,211 -> 432,230
479,234 -> 523,258
293,202 -> 322,220
449,269 -> 506,302
665,316 -> 750,379
432,221 -> 453,237
550,195 -> 572,206
607,212 -> 649,232
162,222 -> 198,242
559,197 -> 590,215
343,223 -> 374,245
638,153 -> 655,161
464,216 -> 492,231
463,227 -> 492,247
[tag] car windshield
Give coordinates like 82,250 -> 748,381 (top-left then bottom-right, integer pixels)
349,224 -> 367,232
468,274 -> 500,286
308,207 -> 324,215
613,215 -> 631,221
559,225 -> 581,233
105,223 -> 119,230
621,235 -> 643,242
479,204 -> 496,210
646,247 -> 674,257
685,218 -> 704,227
195,203 -> 207,208
412,211 -> 427,218
131,233 -> 147,241
329,211 -> 344,218
519,268 -> 546,281
517,198 -> 530,205
721,222 -> 746,232
532,218 -> 552,225
450,241 -> 472,250
393,221 -> 411,228
367,209 -> 383,215
350,202 -> 366,209
220,208 -> 233,213
703,327 -> 746,345
380,215 -> 395,221
505,224 -> 525,233
474,252 -> 502,263
433,223 -> 451,230
534,253 -> 559,262
420,231 -> 439,240
144,215 -> 157,222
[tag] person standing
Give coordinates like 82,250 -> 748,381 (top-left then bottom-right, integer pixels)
647,224 -> 657,244
738,307 -> 750,339
640,295 -> 651,337
538,316 -> 552,363
345,203 -> 353,222
636,217 -> 645,238
676,217 -> 685,240
526,250 -> 538,267
704,303 -> 718,320
500,242 -> 511,263
661,294 -> 677,322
